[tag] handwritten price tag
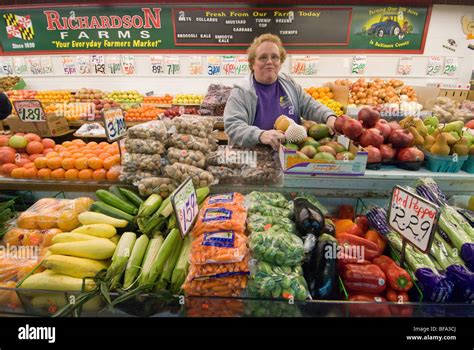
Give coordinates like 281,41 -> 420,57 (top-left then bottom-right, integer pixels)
388,186 -> 439,253
427,56 -> 443,76
443,57 -> 458,76
171,177 -> 199,239
352,56 -> 366,75
103,107 -> 126,142
13,100 -> 46,122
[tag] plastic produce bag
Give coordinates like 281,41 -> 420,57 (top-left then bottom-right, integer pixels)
2,228 -> 62,247
187,256 -> 250,279
0,256 -> 41,283
248,228 -> 304,267
247,260 -> 310,301
123,153 -> 162,172
182,274 -> 247,297
168,133 -> 212,153
125,139 -> 165,155
193,207 -> 247,237
203,192 -> 245,209
127,120 -> 168,141
190,230 -> 248,264
247,202 -> 293,219
247,214 -> 296,234
172,115 -> 214,138
163,163 -> 214,188
119,170 -> 161,185
167,147 -> 206,169
246,191 -> 289,209
137,177 -> 178,198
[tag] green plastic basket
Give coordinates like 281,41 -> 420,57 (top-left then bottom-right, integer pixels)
461,155 -> 474,173
424,151 -> 467,173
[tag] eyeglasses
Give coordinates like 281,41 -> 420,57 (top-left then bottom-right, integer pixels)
257,55 -> 280,63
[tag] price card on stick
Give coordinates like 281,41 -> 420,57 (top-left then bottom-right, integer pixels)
171,177 -> 199,239
13,100 -> 46,122
102,107 -> 126,143
388,186 -> 439,265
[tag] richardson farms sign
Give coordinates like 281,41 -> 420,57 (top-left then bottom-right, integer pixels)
0,5 -> 430,54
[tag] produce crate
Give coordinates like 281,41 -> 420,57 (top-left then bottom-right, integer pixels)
279,145 -> 368,176
461,155 -> 474,173
438,88 -> 470,102
423,151 -> 468,173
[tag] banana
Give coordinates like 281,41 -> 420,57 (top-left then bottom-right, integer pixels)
42,254 -> 109,279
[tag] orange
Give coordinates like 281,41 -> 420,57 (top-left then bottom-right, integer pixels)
86,141 -> 98,149
99,142 -> 109,148
98,152 -> 112,160
45,151 -> 60,159
83,153 -> 96,159
62,141 -> 73,148
62,158 -> 76,170
51,168 -> 66,180
23,162 -> 36,169
88,157 -> 103,170
37,168 -> 52,179
65,168 -> 79,180
47,157 -> 62,170
92,149 -> 103,156
92,168 -> 107,180
72,139 -> 86,147
103,156 -> 117,170
34,157 -> 48,169
53,144 -> 63,151
55,146 -> 66,153
24,167 -> 38,178
71,152 -> 85,159
11,167 -> 26,178
78,169 -> 93,180
75,157 -> 89,170
59,151 -> 72,159
106,168 -> 120,181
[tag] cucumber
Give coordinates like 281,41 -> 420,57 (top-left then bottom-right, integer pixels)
118,187 -> 144,208
109,185 -> 131,203
95,190 -> 138,215
91,201 -> 135,223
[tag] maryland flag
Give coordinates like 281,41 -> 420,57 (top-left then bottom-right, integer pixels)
3,13 -> 35,40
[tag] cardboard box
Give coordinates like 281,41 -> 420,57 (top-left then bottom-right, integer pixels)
279,145 -> 368,176
467,91 -> 474,101
6,113 -> 70,137
324,82 -> 350,108
438,89 -> 469,102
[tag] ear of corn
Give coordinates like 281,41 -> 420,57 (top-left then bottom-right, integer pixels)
170,234 -> 192,294
108,232 -> 136,289
72,224 -> 117,238
138,235 -> 164,287
42,254 -> 109,279
146,228 -> 181,286
49,239 -> 116,260
155,236 -> 183,291
52,232 -> 102,244
123,234 -> 149,290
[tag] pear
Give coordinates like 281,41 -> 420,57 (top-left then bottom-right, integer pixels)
443,121 -> 464,134
470,145 -> 474,156
452,137 -> 469,156
409,126 -> 425,146
442,132 -> 459,146
414,118 -> 429,137
423,134 -> 436,151
430,134 -> 450,156
423,115 -> 439,128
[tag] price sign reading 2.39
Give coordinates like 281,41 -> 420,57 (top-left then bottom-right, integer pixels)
388,186 -> 440,253
171,177 -> 199,239
103,107 -> 126,142
13,100 -> 46,122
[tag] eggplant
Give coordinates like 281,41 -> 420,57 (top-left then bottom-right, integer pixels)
293,198 -> 325,238
303,234 -> 339,300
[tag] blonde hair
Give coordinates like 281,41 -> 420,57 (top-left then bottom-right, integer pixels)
247,33 -> 287,73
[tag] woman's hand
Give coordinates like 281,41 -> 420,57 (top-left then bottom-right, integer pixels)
326,115 -> 337,135
259,130 -> 286,150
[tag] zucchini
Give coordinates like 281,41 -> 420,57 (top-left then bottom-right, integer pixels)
109,185 -> 131,203
91,201 -> 135,222
95,189 -> 138,215
118,187 -> 144,208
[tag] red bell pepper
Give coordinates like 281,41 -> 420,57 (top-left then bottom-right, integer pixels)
373,255 -> 413,292
341,263 -> 387,294
348,294 -> 390,317
355,215 -> 369,236
365,230 -> 387,254
385,287 -> 410,303
337,233 -> 381,261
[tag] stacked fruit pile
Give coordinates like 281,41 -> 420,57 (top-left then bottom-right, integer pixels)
35,90 -> 72,104
125,105 -> 165,122
304,86 -> 344,116
0,133 -> 120,181
143,94 -> 173,104
105,90 -> 143,103
172,94 -> 204,105
74,88 -> 105,102
5,90 -> 36,101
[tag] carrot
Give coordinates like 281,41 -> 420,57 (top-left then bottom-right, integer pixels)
190,231 -> 248,265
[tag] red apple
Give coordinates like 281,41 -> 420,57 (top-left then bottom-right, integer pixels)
335,115 -> 351,134
365,145 -> 382,163
375,120 -> 392,140
359,128 -> 384,148
388,129 -> 414,148
465,120 -> 474,129
342,118 -> 363,140
358,107 -> 380,128
380,144 -> 397,161
388,121 -> 402,132
397,147 -> 424,162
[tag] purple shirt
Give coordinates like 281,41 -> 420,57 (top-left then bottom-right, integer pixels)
252,78 -> 299,130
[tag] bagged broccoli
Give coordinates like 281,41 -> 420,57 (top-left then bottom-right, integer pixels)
246,191 -> 289,209
247,202 -> 293,219
247,214 -> 296,234
248,228 -> 304,267
247,260 -> 310,301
